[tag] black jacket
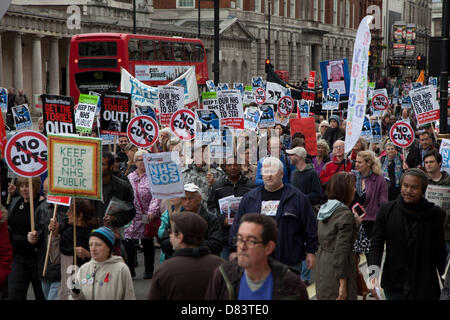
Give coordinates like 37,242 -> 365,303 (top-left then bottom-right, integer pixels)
322,127 -> 345,149
35,201 -> 68,281
93,175 -> 135,228
290,163 -> 322,205
368,197 -> 447,299
207,174 -> 255,244
160,204 -> 223,257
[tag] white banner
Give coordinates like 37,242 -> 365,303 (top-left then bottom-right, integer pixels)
120,67 -> 159,107
345,15 -> 373,153
265,82 -> 290,104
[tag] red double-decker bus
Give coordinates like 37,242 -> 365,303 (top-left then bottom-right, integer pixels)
69,33 -> 208,103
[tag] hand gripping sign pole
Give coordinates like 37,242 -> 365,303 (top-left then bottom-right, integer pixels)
29,178 -> 35,232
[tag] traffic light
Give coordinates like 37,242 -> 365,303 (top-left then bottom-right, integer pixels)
265,59 -> 274,73
416,55 -> 422,69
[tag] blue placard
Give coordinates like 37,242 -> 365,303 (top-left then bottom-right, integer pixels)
319,59 -> 351,97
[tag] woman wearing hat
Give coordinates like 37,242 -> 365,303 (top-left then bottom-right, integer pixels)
322,115 -> 345,150
70,227 -> 136,300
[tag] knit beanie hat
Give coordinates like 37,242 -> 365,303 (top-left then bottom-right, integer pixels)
89,227 -> 115,250
329,115 -> 341,126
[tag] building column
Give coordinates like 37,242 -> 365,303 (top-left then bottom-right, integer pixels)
303,44 -> 311,79
32,35 -> 43,114
49,37 -> 60,95
13,32 -> 23,91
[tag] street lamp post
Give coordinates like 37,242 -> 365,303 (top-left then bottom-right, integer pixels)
133,0 -> 136,34
198,0 -> 201,38
439,0 -> 449,134
267,0 -> 271,61
214,0 -> 220,84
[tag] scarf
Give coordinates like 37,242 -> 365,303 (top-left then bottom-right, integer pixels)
354,170 -> 373,197
381,154 -> 402,187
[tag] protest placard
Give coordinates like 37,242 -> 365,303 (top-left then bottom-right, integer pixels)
243,86 -> 255,105
274,111 -> 290,126
440,139 -> 450,175
127,115 -> 159,148
277,96 -> 294,116
217,83 -> 229,91
301,89 -> 315,102
143,151 -> 185,199
361,116 -> 373,140
425,185 -> 450,212
196,109 -> 220,145
89,91 -> 102,114
289,117 -> 318,156
100,92 -> 132,136
97,118 -> 115,145
323,88 -> 340,110
227,196 -> 241,225
319,58 -> 351,97
170,109 -> 196,141
47,195 -> 71,207
158,85 -> 185,126
244,107 -> 261,132
47,134 -> 102,200
168,67 -> 199,109
401,94 -> 412,108
369,120 -> 382,143
389,121 -> 414,148
308,71 -> 316,89
5,130 -> 48,177
252,77 -> 264,90
233,83 -> 244,97
217,90 -> 244,129
75,94 -> 99,133
41,94 -> 75,135
372,89 -> 389,111
255,88 -> 266,105
410,85 -> 440,126
202,91 -> 220,114
12,104 -> 32,131
259,105 -> 275,128
135,105 -> 157,121
0,88 -> 7,113
297,100 -> 312,118
206,80 -> 215,92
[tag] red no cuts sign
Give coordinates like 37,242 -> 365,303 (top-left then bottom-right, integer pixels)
5,130 -> 48,177
389,121 -> 414,148
170,109 -> 196,141
255,88 -> 266,105
127,115 -> 159,148
372,93 -> 389,111
277,96 -> 294,116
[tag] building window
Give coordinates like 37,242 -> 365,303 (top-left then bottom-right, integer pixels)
346,0 -> 350,27
333,0 -> 337,25
321,0 -> 325,23
352,3 -> 355,28
265,0 -> 269,13
255,0 -> 261,12
290,0 -> 295,18
177,0 -> 194,8
274,0 -> 279,15
236,0 -> 243,9
284,0 -> 287,16
314,0 -> 318,21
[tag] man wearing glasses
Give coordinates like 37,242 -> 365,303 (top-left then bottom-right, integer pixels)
205,213 -> 308,300
320,140 -> 352,185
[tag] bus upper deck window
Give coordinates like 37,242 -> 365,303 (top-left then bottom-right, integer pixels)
142,39 -> 155,61
128,39 -> 140,60
173,43 -> 183,62
193,44 -> 204,62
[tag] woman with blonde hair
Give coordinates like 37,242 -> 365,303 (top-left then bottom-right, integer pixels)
312,139 -> 331,176
351,150 -> 388,254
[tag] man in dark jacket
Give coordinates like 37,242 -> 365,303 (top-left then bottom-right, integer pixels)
207,156 -> 255,260
368,169 -> 447,300
205,213 -> 308,300
287,146 -> 322,205
148,211 -> 224,300
406,131 -> 435,169
322,115 -> 345,150
160,183 -> 223,257
228,157 -> 318,274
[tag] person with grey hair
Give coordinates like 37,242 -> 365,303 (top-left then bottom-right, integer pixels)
368,169 -> 447,300
380,142 -> 404,201
228,156 -> 318,276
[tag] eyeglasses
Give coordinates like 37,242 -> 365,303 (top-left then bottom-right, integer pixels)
233,236 -> 264,249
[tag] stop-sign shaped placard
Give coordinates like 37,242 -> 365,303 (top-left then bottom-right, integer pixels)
389,121 -> 414,148
5,130 -> 48,177
170,109 -> 196,141
372,93 -> 389,111
127,115 -> 159,148
255,88 -> 266,105
277,96 -> 294,116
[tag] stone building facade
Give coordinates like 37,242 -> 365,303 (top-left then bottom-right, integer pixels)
0,0 -> 377,113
